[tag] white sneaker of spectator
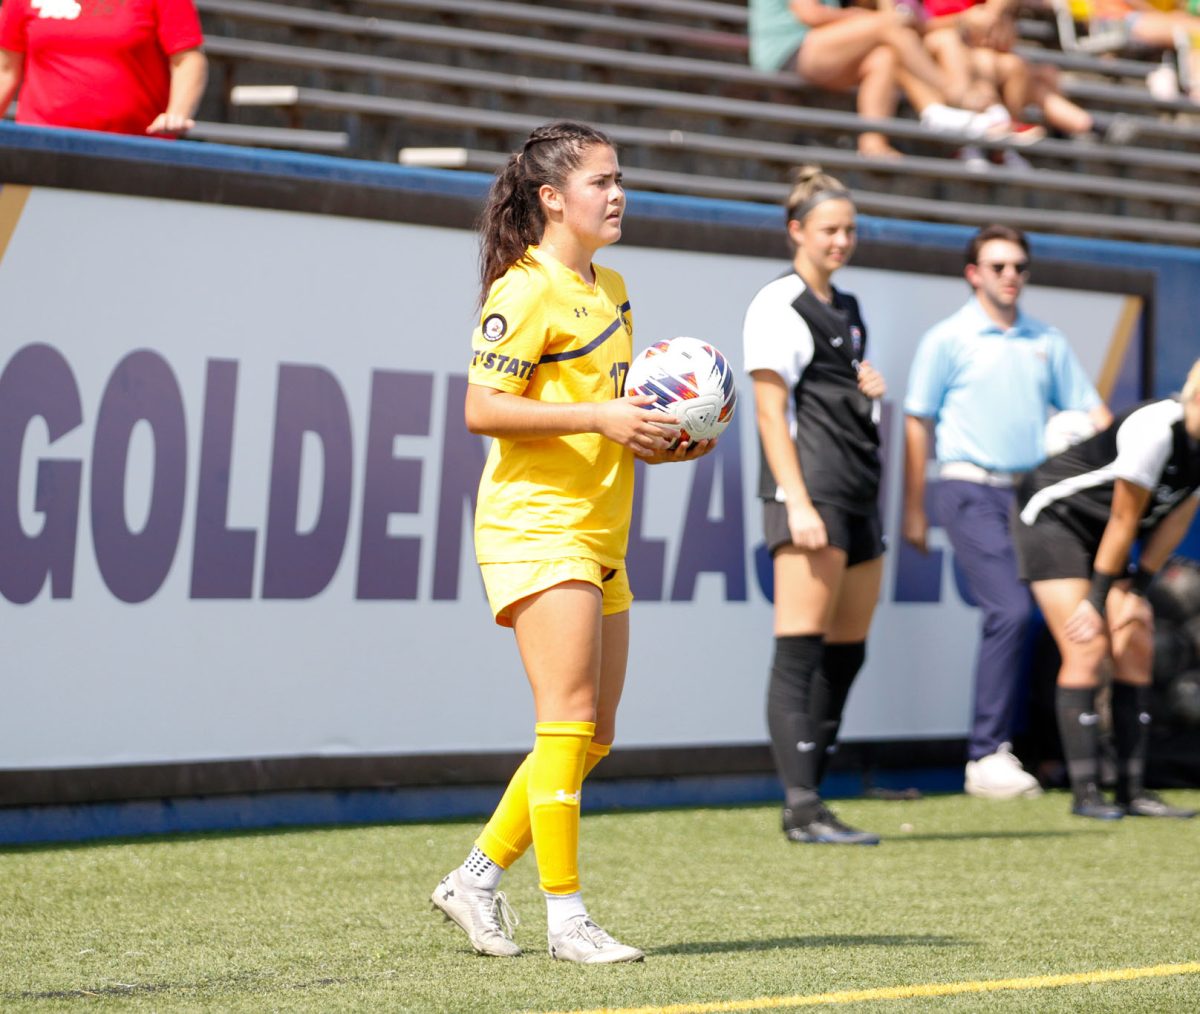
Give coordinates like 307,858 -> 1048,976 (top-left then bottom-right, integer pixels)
920,103 -> 1010,141
967,104 -> 1016,141
1146,63 -> 1180,102
965,743 -> 1042,799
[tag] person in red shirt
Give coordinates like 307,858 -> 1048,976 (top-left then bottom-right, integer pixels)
0,0 -> 207,136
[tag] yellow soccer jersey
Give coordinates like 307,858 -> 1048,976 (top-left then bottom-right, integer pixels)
469,246 -> 635,567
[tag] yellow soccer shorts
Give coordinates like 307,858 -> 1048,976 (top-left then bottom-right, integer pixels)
480,558 -> 633,627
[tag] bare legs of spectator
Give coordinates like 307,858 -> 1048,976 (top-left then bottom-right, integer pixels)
923,25 -> 997,112
795,10 -> 989,156
970,48 -> 1030,120
1127,12 -> 1200,103
1027,65 -> 1094,137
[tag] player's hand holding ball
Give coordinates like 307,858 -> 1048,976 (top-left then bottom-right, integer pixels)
595,393 -> 681,457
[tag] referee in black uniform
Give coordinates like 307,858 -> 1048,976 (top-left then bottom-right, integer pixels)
1014,359 -> 1200,819
743,166 -> 887,845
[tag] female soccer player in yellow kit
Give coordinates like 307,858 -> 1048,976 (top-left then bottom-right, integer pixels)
431,120 -> 713,964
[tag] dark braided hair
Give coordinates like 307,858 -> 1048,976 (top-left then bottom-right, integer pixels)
477,121 -> 614,306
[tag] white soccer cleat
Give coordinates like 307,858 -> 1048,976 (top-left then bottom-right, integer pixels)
965,743 -> 1043,800
431,869 -> 521,957
548,915 -> 644,964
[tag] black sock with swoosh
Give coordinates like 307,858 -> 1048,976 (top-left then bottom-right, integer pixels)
1056,686 -> 1101,800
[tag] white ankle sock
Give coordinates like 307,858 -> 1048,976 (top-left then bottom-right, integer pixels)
544,891 -> 588,934
981,103 -> 1012,129
920,103 -> 974,133
459,845 -> 503,891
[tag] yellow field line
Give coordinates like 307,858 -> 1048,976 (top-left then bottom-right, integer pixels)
541,961 -> 1200,1014
0,184 -> 31,268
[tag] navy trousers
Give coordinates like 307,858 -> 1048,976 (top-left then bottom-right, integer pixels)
935,480 -> 1034,761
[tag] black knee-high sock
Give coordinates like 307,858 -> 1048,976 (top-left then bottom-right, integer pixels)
766,634 -> 825,817
1056,686 -> 1101,798
812,641 -> 866,785
1111,682 -> 1152,803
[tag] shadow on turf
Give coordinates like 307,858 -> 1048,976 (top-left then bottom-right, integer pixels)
649,934 -> 971,957
882,829 -> 1106,843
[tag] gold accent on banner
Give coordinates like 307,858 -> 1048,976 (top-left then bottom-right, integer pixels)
1096,294 -> 1143,401
0,184 -> 32,268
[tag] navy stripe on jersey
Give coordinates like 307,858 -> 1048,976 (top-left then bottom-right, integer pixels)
539,301 -> 632,364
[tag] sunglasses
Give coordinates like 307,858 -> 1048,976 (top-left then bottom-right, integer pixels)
978,260 -> 1030,277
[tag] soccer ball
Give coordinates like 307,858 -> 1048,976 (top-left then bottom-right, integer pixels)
1044,409 -> 1096,458
625,336 -> 737,446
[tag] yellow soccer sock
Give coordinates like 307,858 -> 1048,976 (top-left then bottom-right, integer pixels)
528,720 -> 594,895
476,737 -> 610,869
476,753 -> 534,870
584,739 -> 611,774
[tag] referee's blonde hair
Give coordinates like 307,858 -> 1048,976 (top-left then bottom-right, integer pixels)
784,165 -> 852,224
1184,358 -> 1200,402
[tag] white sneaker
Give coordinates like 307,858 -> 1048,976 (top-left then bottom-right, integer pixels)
965,743 -> 1043,800
431,869 -> 521,957
548,915 -> 644,964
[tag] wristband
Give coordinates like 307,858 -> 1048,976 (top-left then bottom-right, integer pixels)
1129,566 -> 1156,597
1086,571 -> 1117,616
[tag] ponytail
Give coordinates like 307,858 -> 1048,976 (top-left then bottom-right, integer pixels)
478,120 -> 614,306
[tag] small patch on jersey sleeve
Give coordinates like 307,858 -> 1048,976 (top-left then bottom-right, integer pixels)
482,314 -> 508,342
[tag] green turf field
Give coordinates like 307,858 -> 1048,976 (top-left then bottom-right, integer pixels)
3,790 -> 1199,1012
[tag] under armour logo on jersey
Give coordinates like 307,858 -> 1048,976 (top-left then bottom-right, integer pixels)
796,741 -> 818,752
574,307 -> 589,318
554,789 -> 582,804
1139,712 -> 1152,724
830,336 -> 844,348
1078,712 -> 1100,726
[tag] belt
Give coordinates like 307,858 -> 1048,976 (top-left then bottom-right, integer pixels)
939,461 -> 1027,488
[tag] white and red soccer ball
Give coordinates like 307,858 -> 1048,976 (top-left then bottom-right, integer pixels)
625,336 -> 737,446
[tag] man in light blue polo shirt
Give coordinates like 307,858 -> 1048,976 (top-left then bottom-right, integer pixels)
903,224 -> 1111,800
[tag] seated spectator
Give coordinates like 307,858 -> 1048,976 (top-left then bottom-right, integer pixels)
912,0 -> 1094,168
749,0 -> 1012,158
919,0 -> 1096,166
0,0 -> 207,137
1085,0 -> 1200,104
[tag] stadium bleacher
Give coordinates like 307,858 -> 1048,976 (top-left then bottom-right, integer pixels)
186,0 -> 1200,242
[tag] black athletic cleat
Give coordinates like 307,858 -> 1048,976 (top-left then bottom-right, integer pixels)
1121,791 -> 1198,819
783,805 -> 881,845
1070,784 -> 1124,821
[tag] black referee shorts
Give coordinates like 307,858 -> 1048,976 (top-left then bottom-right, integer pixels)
763,499 -> 885,566
1012,510 -> 1095,583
